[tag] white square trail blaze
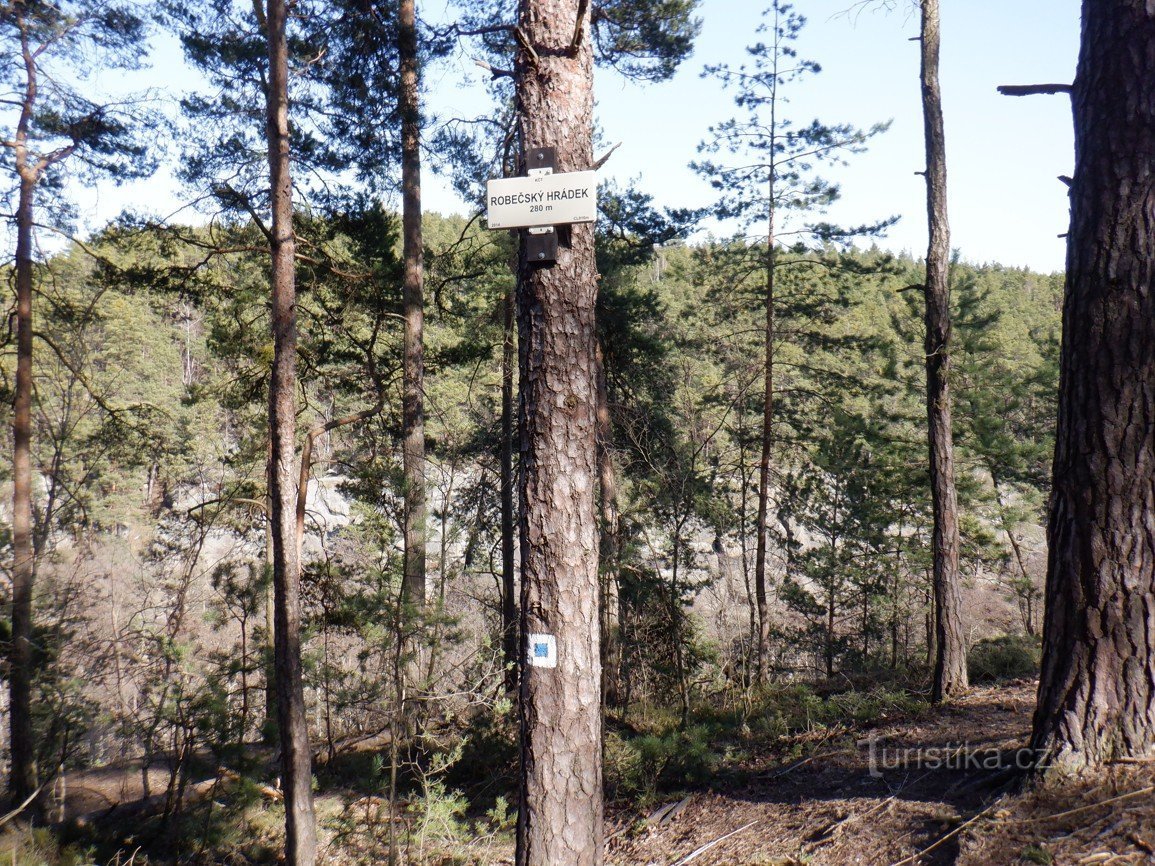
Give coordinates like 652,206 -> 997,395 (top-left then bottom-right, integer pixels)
527,633 -> 558,669
485,171 -> 598,229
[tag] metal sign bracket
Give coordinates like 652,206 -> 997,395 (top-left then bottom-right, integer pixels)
525,147 -> 558,266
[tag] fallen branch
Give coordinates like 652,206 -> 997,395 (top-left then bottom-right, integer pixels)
1106,756 -> 1155,766
65,777 -> 219,830
63,768 -> 281,831
647,795 -> 692,827
886,802 -> 999,866
312,725 -> 394,766
0,784 -> 46,830
1006,784 -> 1155,825
1127,831 -> 1154,854
216,767 -> 282,801
671,819 -> 759,865
761,746 -> 854,779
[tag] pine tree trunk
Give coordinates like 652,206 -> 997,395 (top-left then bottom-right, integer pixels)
8,174 -> 38,807
753,231 -> 775,685
264,457 -> 278,743
920,0 -> 967,704
1030,0 -> 1155,774
399,0 -> 426,609
501,285 -> 518,694
595,341 -> 622,709
263,1 -> 317,861
514,0 -> 603,860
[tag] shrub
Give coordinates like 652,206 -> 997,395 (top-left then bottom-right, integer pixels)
743,683 -> 926,737
968,635 -> 1041,683
604,725 -> 721,799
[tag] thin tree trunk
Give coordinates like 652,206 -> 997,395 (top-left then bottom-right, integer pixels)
890,520 -> 904,669
671,516 -> 690,727
240,604 -> 251,745
595,341 -> 622,709
738,418 -> 757,687
924,577 -> 936,664
9,174 -> 38,808
920,0 -> 967,703
1030,0 -> 1155,774
501,284 -> 518,693
514,0 -> 603,860
825,589 -> 835,678
753,230 -> 775,685
989,468 -> 1037,636
262,1 -> 317,861
753,3 -> 782,687
399,0 -> 426,609
264,456 -> 277,743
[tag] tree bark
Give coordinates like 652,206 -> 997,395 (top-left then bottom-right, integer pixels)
501,284 -> 518,693
399,0 -> 426,609
752,2 -> 783,686
753,237 -> 775,685
514,0 -> 603,860
920,0 -> 968,704
262,1 -> 317,861
1030,0 -> 1155,774
264,454 -> 278,743
9,173 -> 38,808
8,10 -> 41,808
595,341 -> 622,709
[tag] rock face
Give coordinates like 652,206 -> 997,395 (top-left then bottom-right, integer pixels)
299,475 -> 353,558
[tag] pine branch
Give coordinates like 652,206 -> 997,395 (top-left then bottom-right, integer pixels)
997,83 -> 1072,96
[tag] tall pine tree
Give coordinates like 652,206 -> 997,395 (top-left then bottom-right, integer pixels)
694,0 -> 890,684
1,0 -> 155,808
1031,0 -> 1155,774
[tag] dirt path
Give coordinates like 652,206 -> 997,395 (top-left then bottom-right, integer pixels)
605,681 -> 1152,866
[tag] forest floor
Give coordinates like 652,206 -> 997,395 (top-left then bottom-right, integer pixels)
9,679 -> 1155,865
606,680 -> 1155,866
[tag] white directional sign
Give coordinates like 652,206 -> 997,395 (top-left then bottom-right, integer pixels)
486,171 -> 597,230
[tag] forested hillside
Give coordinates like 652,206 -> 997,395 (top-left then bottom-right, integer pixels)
3,0 -> 1155,865
0,212 -> 1061,861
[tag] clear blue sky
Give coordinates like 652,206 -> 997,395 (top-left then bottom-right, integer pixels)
66,0 -> 1081,273
428,0 -> 1080,272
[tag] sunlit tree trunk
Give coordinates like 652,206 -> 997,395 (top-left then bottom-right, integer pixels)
501,284 -> 518,693
751,2 -> 784,687
753,234 -> 775,685
514,0 -> 603,860
263,0 -> 317,860
264,457 -> 277,742
596,341 -> 622,708
399,0 -> 426,609
920,0 -> 967,703
9,172 -> 37,808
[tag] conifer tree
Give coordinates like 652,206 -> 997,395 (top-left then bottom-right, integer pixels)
399,0 -> 427,610
1,0 -> 154,808
694,0 -> 890,684
1031,0 -> 1155,774
163,1 -> 328,857
262,0 -> 318,860
511,2 -> 602,859
918,0 -> 967,703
